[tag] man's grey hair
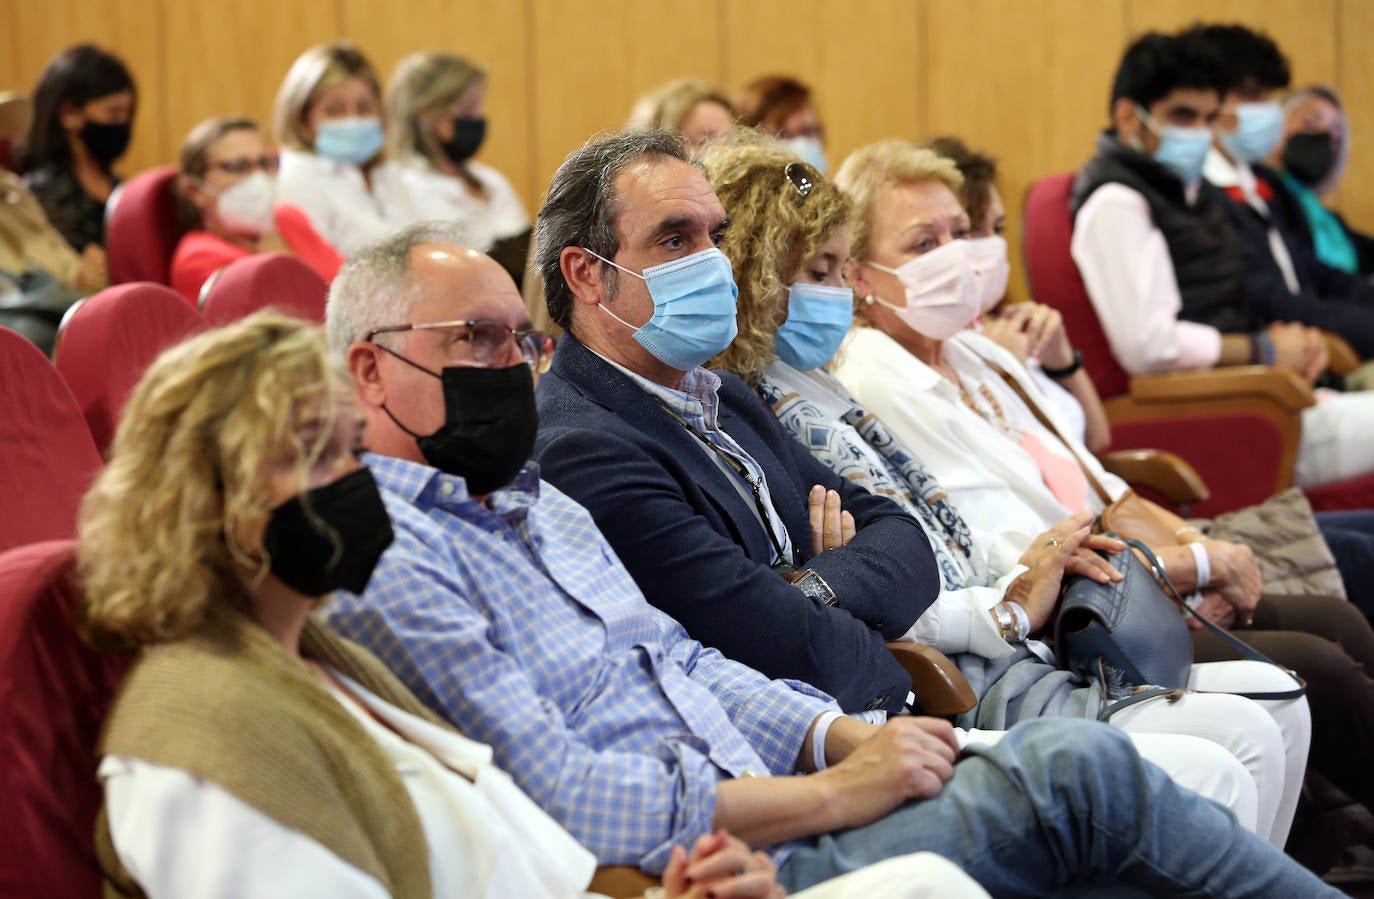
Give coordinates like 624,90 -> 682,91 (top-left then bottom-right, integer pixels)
535,128 -> 698,332
325,221 -> 468,361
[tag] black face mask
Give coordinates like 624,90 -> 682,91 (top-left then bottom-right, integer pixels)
261,468 -> 395,596
439,117 -> 486,164
79,121 -> 132,165
1282,132 -> 1336,187
379,349 -> 537,495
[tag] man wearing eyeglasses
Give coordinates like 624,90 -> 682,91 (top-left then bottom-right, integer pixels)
323,217 -> 1334,898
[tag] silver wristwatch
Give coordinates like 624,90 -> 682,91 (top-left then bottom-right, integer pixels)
791,568 -> 837,606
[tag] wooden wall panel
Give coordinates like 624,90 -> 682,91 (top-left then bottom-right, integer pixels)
528,0 -> 721,207
721,0 -> 921,177
341,0 -> 535,209
923,0 -> 1128,302
8,0 -> 167,173
1338,0 -> 1374,233
162,0 -> 339,165
1127,0 -> 1338,86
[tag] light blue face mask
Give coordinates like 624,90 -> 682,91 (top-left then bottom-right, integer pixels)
1219,101 -> 1284,164
314,116 -> 385,166
587,246 -> 740,371
1136,105 -> 1213,186
786,136 -> 829,175
774,282 -> 854,371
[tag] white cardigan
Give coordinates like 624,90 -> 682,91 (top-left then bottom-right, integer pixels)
277,149 -> 401,255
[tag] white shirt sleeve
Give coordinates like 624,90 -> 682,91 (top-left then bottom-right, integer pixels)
900,566 -> 1027,658
99,755 -> 391,899
1071,183 -> 1222,373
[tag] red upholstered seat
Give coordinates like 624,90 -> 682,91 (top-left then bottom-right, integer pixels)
54,282 -> 204,455
106,165 -> 181,285
200,252 -> 329,325
0,327 -> 103,553
0,539 -> 129,898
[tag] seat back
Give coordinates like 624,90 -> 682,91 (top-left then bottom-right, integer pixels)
54,282 -> 204,454
201,252 -> 328,325
106,165 -> 181,285
0,539 -> 130,898
1022,172 -> 1131,398
0,327 -> 103,553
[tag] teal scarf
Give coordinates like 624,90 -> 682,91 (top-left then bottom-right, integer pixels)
1282,171 -> 1359,274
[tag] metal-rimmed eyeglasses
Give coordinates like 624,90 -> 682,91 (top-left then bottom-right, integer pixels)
367,319 -> 555,372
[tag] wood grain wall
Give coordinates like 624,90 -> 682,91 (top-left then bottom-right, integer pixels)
4,0 -> 1371,298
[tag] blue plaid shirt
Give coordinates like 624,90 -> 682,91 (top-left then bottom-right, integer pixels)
325,453 -> 837,873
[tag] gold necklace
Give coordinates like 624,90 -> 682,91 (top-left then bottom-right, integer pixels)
952,371 -> 1020,439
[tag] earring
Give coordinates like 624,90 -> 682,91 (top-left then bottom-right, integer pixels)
862,294 -> 876,306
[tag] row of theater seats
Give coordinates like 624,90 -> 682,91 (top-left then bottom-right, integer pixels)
1024,172 -> 1374,516
0,258 -> 336,897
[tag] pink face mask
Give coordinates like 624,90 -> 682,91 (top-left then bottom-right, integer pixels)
967,236 -> 1011,315
862,240 -> 980,340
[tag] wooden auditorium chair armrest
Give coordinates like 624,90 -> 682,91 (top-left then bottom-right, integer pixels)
589,866 -> 659,898
1323,331 -> 1361,376
886,642 -> 977,716
1127,366 -> 1314,411
1098,449 -> 1210,506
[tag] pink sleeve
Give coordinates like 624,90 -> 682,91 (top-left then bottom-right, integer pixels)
274,204 -> 344,283
1071,184 -> 1222,374
170,232 -> 247,306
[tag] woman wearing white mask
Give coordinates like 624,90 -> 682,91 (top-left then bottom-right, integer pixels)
273,42 -> 400,256
926,135 -> 1112,454
372,51 -> 531,287
172,117 -> 342,305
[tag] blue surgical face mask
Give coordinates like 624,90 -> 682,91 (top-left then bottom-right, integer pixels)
1136,105 -> 1213,186
314,116 -> 385,166
587,246 -> 740,371
1220,101 -> 1284,164
786,136 -> 829,175
774,282 -> 853,370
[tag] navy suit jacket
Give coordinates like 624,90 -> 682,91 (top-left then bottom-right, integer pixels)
534,335 -> 938,714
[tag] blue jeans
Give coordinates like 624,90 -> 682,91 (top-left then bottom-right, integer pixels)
777,719 -> 1337,898
1317,510 -> 1374,618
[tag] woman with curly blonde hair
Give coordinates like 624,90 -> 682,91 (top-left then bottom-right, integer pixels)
79,311 -> 819,899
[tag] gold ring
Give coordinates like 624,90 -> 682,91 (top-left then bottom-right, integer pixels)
1048,537 -> 1062,548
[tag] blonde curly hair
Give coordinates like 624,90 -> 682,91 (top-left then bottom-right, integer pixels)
700,130 -> 852,384
79,313 -> 341,647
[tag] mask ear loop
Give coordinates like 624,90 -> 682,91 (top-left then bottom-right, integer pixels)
370,340 -> 442,440
583,248 -> 649,331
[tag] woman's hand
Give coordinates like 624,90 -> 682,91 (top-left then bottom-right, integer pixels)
1201,540 -> 1262,619
808,485 -> 856,555
1008,512 -> 1124,631
662,830 -> 786,899
1186,589 -> 1238,631
984,303 -> 1074,369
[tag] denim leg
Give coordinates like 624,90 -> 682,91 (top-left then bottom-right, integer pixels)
1316,510 -> 1374,618
776,719 -> 1339,898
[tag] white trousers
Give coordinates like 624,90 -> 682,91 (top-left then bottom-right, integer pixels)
790,853 -> 991,899
1295,390 -> 1374,487
1106,660 -> 1310,849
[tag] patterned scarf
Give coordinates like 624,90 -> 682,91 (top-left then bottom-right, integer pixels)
758,371 -> 974,590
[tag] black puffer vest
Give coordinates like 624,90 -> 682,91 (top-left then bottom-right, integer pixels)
1071,132 -> 1257,333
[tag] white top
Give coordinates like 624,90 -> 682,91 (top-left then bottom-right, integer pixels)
100,669 -> 599,899
765,360 -> 1027,659
1070,182 -> 1223,373
371,158 -> 530,253
832,328 -> 1128,544
277,149 -> 401,255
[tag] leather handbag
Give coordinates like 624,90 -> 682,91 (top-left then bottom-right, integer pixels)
1055,534 -> 1194,692
1056,536 -> 1306,720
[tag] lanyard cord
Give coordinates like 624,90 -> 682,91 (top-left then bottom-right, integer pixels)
658,402 -> 798,567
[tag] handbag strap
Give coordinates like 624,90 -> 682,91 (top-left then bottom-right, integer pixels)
1122,537 -> 1307,701
976,352 -> 1115,507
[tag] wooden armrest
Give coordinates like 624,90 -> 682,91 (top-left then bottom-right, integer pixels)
1323,331 -> 1361,376
1128,366 -> 1314,411
1098,449 -> 1210,506
887,642 -> 977,716
590,866 -> 658,898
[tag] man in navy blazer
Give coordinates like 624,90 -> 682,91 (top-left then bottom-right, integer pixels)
531,129 -> 939,715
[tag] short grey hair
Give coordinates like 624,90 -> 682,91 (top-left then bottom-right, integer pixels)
325,221 -> 468,361
535,128 -> 696,332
